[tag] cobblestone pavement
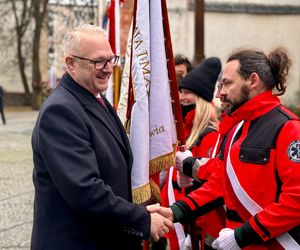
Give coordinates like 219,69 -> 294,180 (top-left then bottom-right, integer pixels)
0,110 -> 38,250
0,110 -> 171,250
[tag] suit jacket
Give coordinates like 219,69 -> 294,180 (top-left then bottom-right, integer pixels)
31,73 -> 150,250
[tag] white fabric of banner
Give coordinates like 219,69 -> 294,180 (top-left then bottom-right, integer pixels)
129,0 -> 151,199
117,23 -> 132,124
149,0 -> 177,166
117,0 -> 177,204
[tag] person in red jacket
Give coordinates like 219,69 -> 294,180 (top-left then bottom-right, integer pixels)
149,47 -> 300,250
160,57 -> 225,249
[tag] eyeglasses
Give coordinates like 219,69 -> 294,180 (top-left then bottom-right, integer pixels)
72,55 -> 119,70
217,82 -> 222,91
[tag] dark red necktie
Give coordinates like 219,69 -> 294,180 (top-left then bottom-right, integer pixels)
97,97 -> 106,107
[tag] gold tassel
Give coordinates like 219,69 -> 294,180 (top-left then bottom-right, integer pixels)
132,182 -> 151,204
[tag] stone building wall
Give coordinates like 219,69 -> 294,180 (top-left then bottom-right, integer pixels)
167,0 -> 300,105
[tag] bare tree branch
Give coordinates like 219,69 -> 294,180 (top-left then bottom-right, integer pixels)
11,0 -> 33,100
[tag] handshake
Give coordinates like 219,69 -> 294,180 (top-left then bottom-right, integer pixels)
147,149 -> 193,242
147,149 -> 241,250
147,204 -> 240,250
147,203 -> 174,242
147,149 -> 194,242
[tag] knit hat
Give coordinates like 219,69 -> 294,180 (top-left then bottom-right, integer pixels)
179,57 -> 221,102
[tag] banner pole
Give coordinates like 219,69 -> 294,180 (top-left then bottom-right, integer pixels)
161,0 -> 185,146
161,1 -> 200,249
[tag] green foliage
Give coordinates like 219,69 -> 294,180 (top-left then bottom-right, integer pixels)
286,103 -> 300,117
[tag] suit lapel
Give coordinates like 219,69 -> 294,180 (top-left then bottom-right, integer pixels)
60,74 -> 130,156
87,105 -> 128,150
101,94 -> 132,152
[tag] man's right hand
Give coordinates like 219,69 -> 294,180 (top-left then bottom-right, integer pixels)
147,204 -> 174,222
149,212 -> 173,241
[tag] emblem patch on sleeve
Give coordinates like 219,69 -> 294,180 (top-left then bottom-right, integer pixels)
287,140 -> 300,162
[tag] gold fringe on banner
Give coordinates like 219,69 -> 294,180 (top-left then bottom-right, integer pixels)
132,182 -> 151,204
149,146 -> 176,176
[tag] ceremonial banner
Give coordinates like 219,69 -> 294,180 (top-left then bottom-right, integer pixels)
128,0 -> 151,203
117,0 -> 186,248
117,0 -> 177,204
149,0 -> 177,198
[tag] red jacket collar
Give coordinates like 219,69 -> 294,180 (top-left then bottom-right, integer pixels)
184,109 -> 195,139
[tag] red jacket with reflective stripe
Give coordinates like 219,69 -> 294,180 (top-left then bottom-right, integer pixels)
175,91 -> 300,249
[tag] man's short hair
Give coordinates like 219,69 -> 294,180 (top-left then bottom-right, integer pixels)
174,54 -> 192,73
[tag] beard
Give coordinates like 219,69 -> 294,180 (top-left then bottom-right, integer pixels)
223,84 -> 250,115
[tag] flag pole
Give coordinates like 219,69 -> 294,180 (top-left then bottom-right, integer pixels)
161,1 -> 200,250
160,0 -> 184,147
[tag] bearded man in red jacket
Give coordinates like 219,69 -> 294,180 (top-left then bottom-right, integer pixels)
148,47 -> 300,250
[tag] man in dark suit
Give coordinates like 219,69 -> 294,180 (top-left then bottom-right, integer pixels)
31,24 -> 172,250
